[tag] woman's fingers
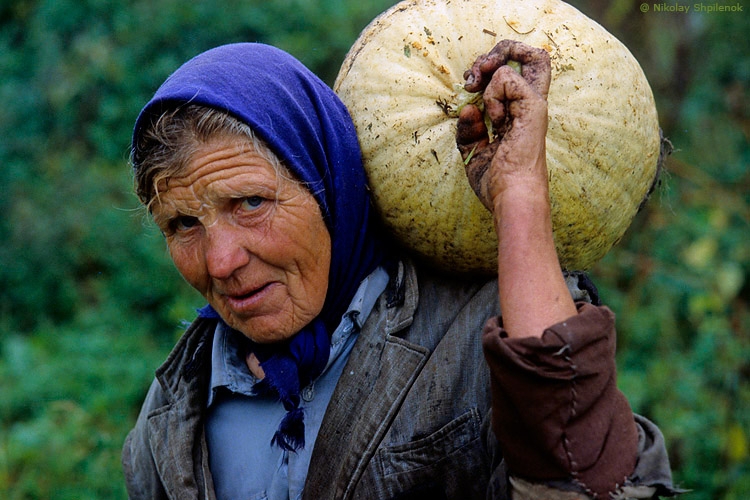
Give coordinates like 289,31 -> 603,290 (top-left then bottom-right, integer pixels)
456,104 -> 497,210
464,40 -> 551,99
456,103 -> 488,148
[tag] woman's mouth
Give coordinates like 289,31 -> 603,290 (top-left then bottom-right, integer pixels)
224,282 -> 276,313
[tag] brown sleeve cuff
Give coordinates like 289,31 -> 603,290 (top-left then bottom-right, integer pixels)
482,302 -> 639,498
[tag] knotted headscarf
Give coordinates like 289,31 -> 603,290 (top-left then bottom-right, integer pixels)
133,43 -> 385,451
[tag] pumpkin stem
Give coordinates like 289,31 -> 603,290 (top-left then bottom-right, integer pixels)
506,60 -> 523,74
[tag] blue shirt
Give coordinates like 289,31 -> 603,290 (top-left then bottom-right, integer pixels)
205,266 -> 389,500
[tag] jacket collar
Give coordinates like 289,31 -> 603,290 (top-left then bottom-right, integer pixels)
383,258 -> 419,333
154,317 -> 216,402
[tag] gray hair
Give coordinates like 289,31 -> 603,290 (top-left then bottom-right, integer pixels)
131,105 -> 288,209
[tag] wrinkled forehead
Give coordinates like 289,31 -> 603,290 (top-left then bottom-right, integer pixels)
150,140 -> 287,210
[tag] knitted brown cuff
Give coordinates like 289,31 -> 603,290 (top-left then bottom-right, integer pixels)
482,303 -> 639,498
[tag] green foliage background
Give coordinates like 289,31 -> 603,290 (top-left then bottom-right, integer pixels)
0,0 -> 747,498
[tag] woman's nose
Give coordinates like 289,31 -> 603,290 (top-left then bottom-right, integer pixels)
204,222 -> 251,280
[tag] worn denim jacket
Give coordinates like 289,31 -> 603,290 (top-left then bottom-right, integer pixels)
122,258 -> 677,499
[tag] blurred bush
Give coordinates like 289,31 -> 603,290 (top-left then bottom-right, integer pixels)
0,0 -> 747,498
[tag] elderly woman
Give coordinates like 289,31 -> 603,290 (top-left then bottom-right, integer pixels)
123,43 -> 678,500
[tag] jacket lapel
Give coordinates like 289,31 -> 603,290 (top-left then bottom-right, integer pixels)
304,260 -> 429,500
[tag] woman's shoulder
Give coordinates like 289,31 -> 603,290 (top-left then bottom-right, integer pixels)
409,257 -> 499,311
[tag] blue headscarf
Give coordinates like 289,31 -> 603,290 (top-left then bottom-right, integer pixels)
133,43 -> 385,451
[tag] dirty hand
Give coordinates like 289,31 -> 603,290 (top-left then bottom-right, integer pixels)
456,40 -> 552,212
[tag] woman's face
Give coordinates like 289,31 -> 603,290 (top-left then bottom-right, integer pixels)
151,137 -> 332,343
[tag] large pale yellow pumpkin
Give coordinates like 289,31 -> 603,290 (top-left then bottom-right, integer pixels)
334,0 -> 661,274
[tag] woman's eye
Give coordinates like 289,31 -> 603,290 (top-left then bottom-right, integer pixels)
171,215 -> 199,233
240,196 -> 265,211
